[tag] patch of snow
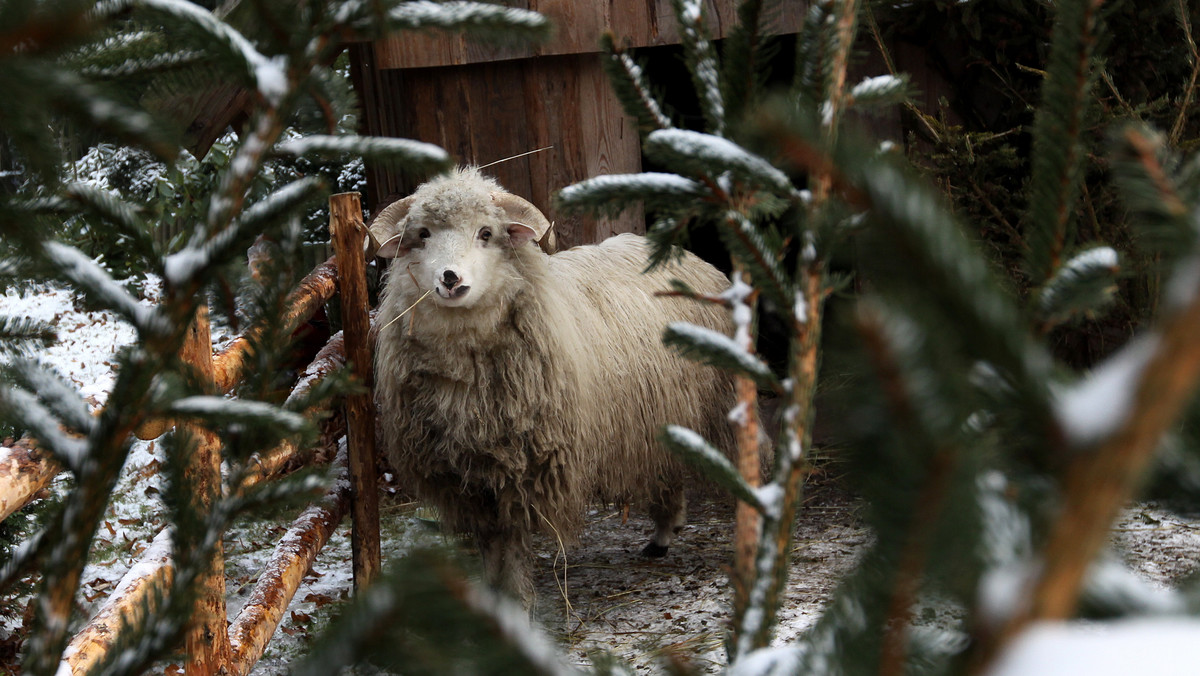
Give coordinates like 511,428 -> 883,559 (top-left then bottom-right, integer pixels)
1052,333 -> 1159,446
987,618 -> 1200,676
557,172 -> 707,204
849,74 -> 905,101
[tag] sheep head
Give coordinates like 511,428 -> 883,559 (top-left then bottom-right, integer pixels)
368,168 -> 554,308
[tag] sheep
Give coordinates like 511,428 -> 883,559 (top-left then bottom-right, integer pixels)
370,167 -> 738,609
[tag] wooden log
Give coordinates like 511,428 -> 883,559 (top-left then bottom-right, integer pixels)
240,329 -> 352,489
0,437 -> 61,521
58,529 -> 174,675
58,324 -> 360,672
134,256 -> 340,440
179,305 -> 233,675
213,256 -> 340,394
329,192 -> 381,590
227,463 -> 350,676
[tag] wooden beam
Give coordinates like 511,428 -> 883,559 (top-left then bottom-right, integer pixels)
179,304 -> 233,675
328,192 -> 381,590
0,437 -> 61,521
58,529 -> 174,675
135,256 -> 340,440
228,465 -> 350,676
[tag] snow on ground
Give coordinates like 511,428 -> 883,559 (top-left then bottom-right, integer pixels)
7,284 -> 1200,673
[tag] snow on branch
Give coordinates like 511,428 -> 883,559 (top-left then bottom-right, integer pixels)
556,172 -> 709,214
1052,333 -> 1159,446
660,425 -> 767,514
275,135 -> 450,169
646,128 -> 795,195
169,396 -> 309,434
664,321 -> 778,389
387,1 -> 550,37
848,74 -> 911,106
1037,246 -> 1120,324
133,0 -> 289,106
0,387 -> 88,472
8,361 -> 94,434
42,241 -> 163,336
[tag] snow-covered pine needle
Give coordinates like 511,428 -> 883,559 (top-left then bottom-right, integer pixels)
132,0 -> 289,106
646,128 -> 794,195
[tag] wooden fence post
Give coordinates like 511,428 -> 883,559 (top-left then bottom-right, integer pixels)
180,303 -> 233,674
329,192 -> 382,590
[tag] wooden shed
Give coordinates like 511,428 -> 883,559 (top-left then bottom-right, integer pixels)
349,1 -> 804,250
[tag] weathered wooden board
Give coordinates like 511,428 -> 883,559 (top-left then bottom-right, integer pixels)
374,0 -> 805,68
353,51 -> 644,249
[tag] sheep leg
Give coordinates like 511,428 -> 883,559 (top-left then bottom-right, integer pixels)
477,528 -> 535,611
642,488 -> 687,558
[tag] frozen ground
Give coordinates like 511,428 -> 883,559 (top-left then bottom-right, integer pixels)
5,283 -> 1200,674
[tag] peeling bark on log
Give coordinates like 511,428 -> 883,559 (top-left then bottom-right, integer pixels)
58,529 -> 174,675
228,464 -> 350,676
329,192 -> 381,590
0,437 -> 60,521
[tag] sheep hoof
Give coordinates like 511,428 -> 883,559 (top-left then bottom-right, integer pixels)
641,542 -> 669,558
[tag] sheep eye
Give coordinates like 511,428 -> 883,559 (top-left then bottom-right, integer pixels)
418,228 -> 431,239
479,228 -> 492,242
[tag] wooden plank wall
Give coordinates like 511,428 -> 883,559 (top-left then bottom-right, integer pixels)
352,49 -> 644,250
373,0 -> 776,70
354,0 -> 807,247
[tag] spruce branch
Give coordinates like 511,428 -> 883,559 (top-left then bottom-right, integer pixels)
556,172 -> 711,217
854,301 -> 964,676
720,0 -> 765,130
659,425 -> 768,514
41,241 -> 164,337
131,0 -> 290,106
274,134 -> 451,172
975,257 -> 1200,671
7,361 -> 94,434
1023,0 -> 1107,287
644,128 -> 796,196
663,321 -> 779,391
599,33 -> 673,135
1170,0 -> 1200,147
0,315 -> 56,356
671,0 -> 725,136
1035,245 -> 1121,332
1110,125 -> 1195,268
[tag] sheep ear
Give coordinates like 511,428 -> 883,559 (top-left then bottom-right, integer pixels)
507,222 -> 539,247
491,192 -> 552,251
368,196 -> 414,258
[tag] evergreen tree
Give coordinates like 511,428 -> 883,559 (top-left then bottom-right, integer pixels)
0,0 -> 548,673
559,0 -> 1200,673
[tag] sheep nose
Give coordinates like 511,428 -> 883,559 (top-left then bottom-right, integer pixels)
441,269 -> 460,288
